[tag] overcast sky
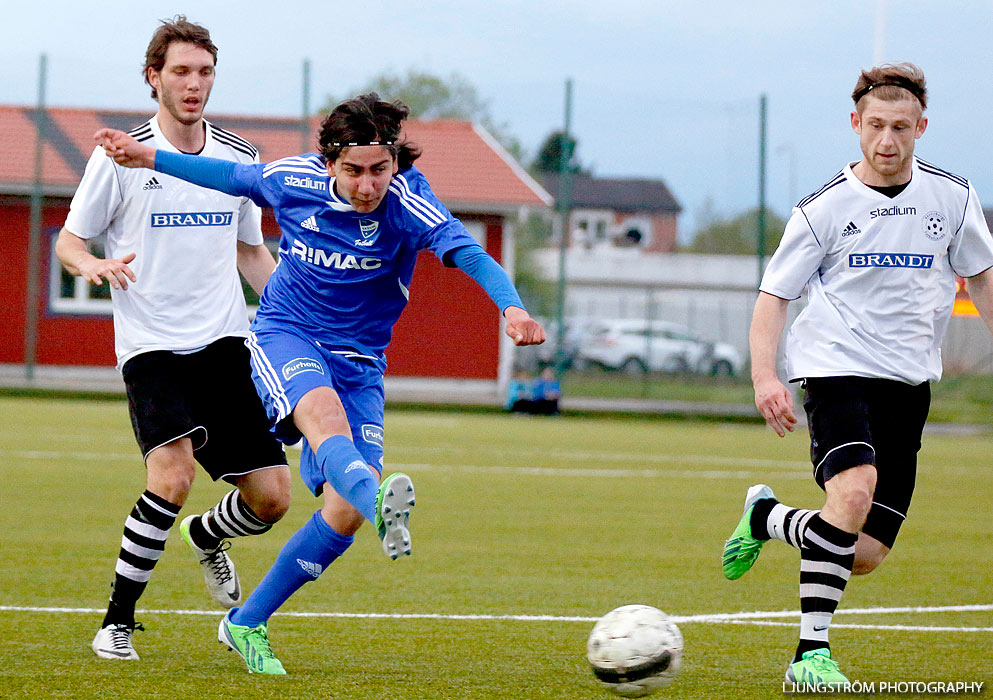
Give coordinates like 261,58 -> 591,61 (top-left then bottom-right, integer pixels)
4,0 -> 993,240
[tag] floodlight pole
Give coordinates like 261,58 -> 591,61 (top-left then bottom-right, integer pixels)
24,53 -> 47,382
301,58 -> 311,152
554,78 -> 574,371
757,93 -> 768,285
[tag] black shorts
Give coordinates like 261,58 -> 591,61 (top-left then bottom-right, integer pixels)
802,376 -> 930,548
122,336 -> 287,483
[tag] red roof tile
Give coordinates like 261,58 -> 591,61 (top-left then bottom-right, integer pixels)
0,105 -> 552,210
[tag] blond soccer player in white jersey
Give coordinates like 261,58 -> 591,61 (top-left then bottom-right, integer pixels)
720,63 -> 993,687
55,16 -> 291,662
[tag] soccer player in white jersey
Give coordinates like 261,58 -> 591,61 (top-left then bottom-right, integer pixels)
95,92 -> 546,674
55,16 -> 292,662
720,63 -> 993,687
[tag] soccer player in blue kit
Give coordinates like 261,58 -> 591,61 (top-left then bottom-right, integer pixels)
96,93 -> 546,674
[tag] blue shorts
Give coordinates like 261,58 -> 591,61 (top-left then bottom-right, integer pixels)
246,328 -> 385,496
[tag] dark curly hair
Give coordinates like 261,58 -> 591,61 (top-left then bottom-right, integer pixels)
318,93 -> 421,170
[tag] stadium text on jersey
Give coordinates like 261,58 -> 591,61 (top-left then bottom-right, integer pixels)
283,174 -> 327,191
869,205 -> 917,218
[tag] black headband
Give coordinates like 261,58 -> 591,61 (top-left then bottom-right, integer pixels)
853,76 -> 925,105
331,140 -> 395,147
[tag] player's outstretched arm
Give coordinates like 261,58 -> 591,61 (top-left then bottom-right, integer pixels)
750,291 -> 796,437
95,128 -> 255,201
965,267 -> 993,338
55,228 -> 137,290
94,129 -> 156,169
504,306 -> 546,346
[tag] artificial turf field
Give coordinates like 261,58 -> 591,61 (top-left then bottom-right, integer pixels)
0,396 -> 989,699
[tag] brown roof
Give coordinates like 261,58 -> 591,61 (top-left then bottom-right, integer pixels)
539,172 -> 681,214
0,105 -> 552,211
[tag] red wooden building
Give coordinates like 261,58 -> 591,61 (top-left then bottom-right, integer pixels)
0,106 -> 552,396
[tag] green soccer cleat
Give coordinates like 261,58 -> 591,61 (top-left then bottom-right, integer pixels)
722,483 -> 775,580
785,648 -> 849,688
375,472 -> 415,560
217,609 -> 286,675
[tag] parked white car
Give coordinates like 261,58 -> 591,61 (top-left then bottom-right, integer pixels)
577,320 -> 742,376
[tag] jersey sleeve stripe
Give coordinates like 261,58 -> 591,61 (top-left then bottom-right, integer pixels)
264,164 -> 327,176
389,184 -> 442,227
798,170 -> 846,208
128,124 -> 153,140
210,125 -> 259,156
211,132 -> 258,159
392,173 -> 447,225
262,156 -> 326,177
916,162 -> 968,189
262,164 -> 328,179
916,157 -> 967,186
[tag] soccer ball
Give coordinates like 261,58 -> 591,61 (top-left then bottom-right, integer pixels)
586,605 -> 683,697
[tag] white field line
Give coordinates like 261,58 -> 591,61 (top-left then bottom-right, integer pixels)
1,603 -> 990,632
0,448 -> 808,480
391,463 -> 810,480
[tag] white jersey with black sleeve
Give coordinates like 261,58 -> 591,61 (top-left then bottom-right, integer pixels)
760,157 -> 993,385
64,117 -> 263,369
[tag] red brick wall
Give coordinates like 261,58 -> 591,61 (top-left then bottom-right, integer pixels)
646,213 -> 678,253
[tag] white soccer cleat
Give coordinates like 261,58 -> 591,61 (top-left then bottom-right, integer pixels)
92,622 -> 142,660
179,515 -> 242,608
375,473 -> 415,560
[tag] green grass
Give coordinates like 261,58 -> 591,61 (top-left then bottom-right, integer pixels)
1,397 -> 990,699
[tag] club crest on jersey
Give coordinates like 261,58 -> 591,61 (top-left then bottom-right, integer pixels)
849,253 -> 934,269
355,219 -> 380,247
281,357 -> 324,380
150,212 -> 233,227
361,424 -> 384,447
922,211 -> 948,241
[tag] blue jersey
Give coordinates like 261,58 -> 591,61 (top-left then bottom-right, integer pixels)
228,154 -> 480,362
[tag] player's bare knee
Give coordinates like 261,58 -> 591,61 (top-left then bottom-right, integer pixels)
246,490 -> 290,523
852,547 -> 887,574
321,500 -> 364,536
238,468 -> 292,522
146,459 -> 195,503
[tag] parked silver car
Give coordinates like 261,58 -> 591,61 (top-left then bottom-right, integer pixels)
577,320 -> 742,375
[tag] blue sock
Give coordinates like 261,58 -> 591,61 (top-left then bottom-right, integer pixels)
231,511 -> 353,628
316,435 -> 378,522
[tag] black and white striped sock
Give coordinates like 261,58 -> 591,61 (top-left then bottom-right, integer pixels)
764,503 -> 818,549
103,490 -> 180,626
187,489 -> 273,550
796,514 -> 857,661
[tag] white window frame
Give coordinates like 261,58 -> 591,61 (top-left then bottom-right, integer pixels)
48,232 -> 279,317
48,231 -> 114,315
463,219 -> 486,246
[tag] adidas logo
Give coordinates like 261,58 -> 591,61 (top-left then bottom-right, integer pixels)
300,215 -> 320,232
142,177 -> 163,191
296,558 -> 323,578
344,460 -> 369,475
841,221 -> 861,237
